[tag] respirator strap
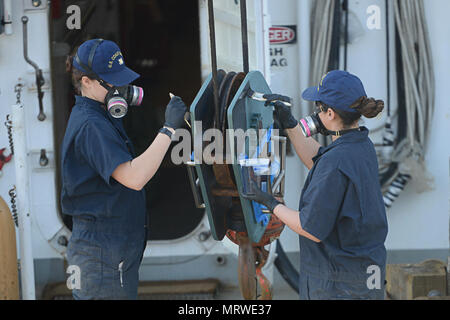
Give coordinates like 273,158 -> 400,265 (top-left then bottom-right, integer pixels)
87,39 -> 103,68
328,127 -> 361,137
74,39 -> 105,84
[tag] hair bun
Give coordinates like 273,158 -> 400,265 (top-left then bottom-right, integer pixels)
355,97 -> 384,118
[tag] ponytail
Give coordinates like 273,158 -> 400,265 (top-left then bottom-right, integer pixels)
350,96 -> 385,119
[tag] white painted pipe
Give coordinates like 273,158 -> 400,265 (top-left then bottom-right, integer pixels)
198,0 -> 211,81
254,0 -> 271,84
3,0 -> 13,35
11,103 -> 36,300
298,0 -> 311,117
297,0 -> 312,183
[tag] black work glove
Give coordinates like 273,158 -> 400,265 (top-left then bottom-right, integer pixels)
240,179 -> 282,213
164,96 -> 188,130
263,94 -> 298,130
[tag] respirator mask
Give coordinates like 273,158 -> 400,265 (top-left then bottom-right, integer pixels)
74,39 -> 144,118
102,84 -> 144,118
299,103 -> 360,137
299,112 -> 330,137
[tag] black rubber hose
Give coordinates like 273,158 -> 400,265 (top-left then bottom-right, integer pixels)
328,0 -> 341,71
207,0 -> 220,129
343,0 -> 349,71
274,240 -> 299,294
394,20 -> 407,143
240,0 -> 249,74
385,0 -> 391,117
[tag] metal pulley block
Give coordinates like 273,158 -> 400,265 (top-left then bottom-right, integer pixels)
227,71 -> 286,243
187,70 -> 230,241
187,70 -> 287,244
192,0 -> 286,301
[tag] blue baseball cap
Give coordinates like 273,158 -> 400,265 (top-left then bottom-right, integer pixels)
73,39 -> 139,87
302,70 -> 367,113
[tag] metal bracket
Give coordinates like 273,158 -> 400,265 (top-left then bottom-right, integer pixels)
23,0 -> 48,11
270,135 -> 287,198
30,149 -> 54,171
187,161 -> 206,209
21,16 -> 46,121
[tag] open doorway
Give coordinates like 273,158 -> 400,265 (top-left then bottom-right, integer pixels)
50,0 -> 204,241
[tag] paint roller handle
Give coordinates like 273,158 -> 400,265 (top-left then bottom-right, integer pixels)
249,91 -> 292,107
262,94 -> 292,107
263,94 -> 298,130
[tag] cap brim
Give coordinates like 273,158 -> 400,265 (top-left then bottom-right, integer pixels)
98,66 -> 140,87
301,86 -> 320,101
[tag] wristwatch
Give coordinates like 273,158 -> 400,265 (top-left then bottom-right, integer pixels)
159,127 -> 173,140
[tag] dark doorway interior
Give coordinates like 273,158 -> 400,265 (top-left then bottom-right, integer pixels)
50,0 -> 204,240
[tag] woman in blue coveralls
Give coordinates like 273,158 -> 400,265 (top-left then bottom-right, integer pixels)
242,70 -> 388,300
62,39 -> 187,300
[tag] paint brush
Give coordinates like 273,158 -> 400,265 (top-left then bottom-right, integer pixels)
168,92 -> 190,127
247,88 -> 292,107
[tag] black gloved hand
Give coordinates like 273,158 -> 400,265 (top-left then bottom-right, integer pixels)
240,179 -> 282,213
164,96 -> 188,130
263,94 -> 298,130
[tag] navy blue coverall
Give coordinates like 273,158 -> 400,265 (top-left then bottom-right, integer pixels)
298,127 -> 388,300
61,95 -> 147,299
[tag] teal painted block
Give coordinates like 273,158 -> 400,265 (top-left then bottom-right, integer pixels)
188,70 -> 276,243
227,71 -> 274,243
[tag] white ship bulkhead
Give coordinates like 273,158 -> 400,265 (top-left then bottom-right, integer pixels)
0,0 -> 448,299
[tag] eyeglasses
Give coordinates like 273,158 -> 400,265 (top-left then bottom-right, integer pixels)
315,101 -> 326,113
